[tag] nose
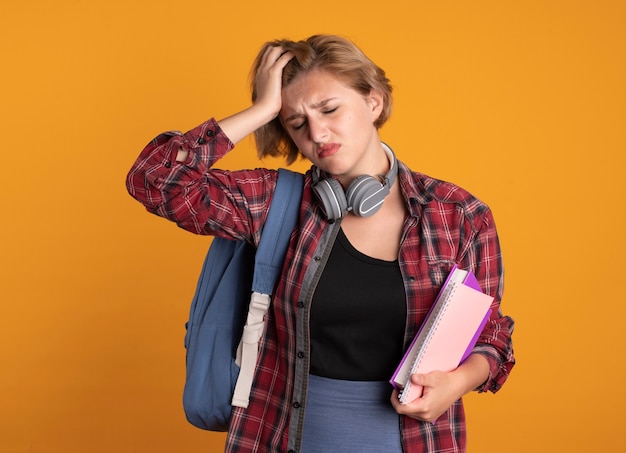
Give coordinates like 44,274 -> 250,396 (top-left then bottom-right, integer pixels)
308,117 -> 328,144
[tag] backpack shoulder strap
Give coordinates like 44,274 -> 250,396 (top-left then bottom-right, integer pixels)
232,168 -> 303,408
252,168 -> 304,294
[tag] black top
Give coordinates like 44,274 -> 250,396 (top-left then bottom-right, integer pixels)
310,228 -> 407,381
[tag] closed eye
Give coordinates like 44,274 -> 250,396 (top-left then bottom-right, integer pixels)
290,106 -> 338,130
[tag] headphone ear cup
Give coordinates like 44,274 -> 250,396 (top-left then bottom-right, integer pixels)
313,177 -> 348,221
345,175 -> 386,217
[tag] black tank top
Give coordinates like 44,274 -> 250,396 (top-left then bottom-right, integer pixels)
310,228 -> 407,381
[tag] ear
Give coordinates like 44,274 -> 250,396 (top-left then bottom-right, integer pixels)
366,89 -> 384,123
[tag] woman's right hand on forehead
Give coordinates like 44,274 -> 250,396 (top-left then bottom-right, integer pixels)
253,45 -> 294,118
214,46 -> 294,146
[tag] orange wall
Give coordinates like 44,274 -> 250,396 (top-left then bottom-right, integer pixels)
1,1 -> 624,451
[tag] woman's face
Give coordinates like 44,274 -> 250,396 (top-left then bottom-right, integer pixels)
279,69 -> 384,182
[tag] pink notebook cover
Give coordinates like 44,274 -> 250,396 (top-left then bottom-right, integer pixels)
390,265 -> 493,404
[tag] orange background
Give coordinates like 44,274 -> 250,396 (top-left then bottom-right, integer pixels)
1,0 -> 624,451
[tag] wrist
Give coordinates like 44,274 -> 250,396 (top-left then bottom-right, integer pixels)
454,354 -> 490,395
176,148 -> 190,162
218,104 -> 279,145
249,100 -> 281,124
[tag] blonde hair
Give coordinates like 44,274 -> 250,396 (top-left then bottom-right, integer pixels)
250,34 -> 393,164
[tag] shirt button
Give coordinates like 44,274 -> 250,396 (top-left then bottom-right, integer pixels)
297,351 -> 305,358
297,301 -> 304,308
197,138 -> 206,145
206,129 -> 215,137
164,161 -> 171,168
293,402 -> 301,409
314,256 -> 321,262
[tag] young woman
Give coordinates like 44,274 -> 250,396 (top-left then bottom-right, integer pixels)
127,34 -> 515,453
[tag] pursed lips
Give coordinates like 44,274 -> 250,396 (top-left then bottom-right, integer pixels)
317,143 -> 341,158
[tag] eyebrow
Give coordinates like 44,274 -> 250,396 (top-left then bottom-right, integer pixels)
283,98 -> 338,122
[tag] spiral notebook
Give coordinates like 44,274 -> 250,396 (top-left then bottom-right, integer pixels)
390,265 -> 493,404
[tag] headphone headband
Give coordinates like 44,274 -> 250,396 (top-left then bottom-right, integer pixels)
379,142 -> 398,190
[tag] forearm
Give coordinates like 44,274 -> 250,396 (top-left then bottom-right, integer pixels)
453,353 -> 491,396
174,104 -> 278,162
219,103 -> 279,145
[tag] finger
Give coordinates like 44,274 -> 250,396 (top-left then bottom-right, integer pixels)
411,372 -> 427,385
390,389 -> 401,410
261,45 -> 286,66
274,49 -> 294,68
258,45 -> 277,69
391,389 -> 421,412
390,390 -> 431,421
390,390 -> 410,414
411,372 -> 441,388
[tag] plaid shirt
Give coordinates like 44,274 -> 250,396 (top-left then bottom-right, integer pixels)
127,118 -> 515,453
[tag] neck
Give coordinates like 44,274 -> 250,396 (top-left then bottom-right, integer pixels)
336,142 -> 395,189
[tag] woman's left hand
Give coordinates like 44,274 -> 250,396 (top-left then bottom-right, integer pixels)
390,371 -> 465,423
390,354 -> 490,423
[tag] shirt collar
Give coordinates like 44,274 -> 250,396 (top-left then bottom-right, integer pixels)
397,160 -> 431,217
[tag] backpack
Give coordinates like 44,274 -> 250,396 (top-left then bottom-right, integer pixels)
182,169 -> 303,431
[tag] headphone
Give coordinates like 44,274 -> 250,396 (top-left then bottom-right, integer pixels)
311,143 -> 398,221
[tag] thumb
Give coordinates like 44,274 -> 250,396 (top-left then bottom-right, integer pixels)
411,373 -> 427,385
411,372 -> 436,388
